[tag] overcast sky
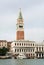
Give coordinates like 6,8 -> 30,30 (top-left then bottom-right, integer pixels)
0,0 -> 44,42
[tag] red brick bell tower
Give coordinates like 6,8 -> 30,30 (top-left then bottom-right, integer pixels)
16,9 -> 24,40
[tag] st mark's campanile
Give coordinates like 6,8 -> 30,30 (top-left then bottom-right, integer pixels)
16,9 -> 24,40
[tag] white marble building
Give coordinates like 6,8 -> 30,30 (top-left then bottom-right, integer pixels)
11,40 -> 35,58
11,40 -> 44,58
35,41 -> 44,58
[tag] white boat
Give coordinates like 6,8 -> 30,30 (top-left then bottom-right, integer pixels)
17,53 -> 27,59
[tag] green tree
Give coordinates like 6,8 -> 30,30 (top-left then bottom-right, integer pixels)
0,47 -> 8,56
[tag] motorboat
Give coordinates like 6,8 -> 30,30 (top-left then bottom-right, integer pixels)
17,53 -> 27,59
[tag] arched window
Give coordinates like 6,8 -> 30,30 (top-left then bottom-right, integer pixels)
20,43 -> 21,46
17,43 -> 19,45
33,49 -> 34,52
15,43 -> 16,46
37,47 -> 38,51
17,49 -> 19,52
15,49 -> 16,52
31,44 -> 32,46
42,47 -> 43,51
33,44 -> 34,46
20,49 -> 21,52
24,43 -> 25,46
22,43 -> 23,46
22,49 -> 23,52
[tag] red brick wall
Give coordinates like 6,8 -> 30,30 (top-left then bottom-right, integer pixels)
16,31 -> 24,40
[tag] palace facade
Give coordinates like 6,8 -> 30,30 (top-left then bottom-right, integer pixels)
35,41 -> 44,58
11,40 -> 35,58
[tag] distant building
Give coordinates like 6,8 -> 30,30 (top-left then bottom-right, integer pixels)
35,41 -> 44,58
7,41 -> 12,51
0,40 -> 7,48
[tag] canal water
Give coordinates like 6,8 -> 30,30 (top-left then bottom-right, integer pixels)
0,59 -> 44,65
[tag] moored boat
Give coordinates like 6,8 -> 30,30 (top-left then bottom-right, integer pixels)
17,53 -> 27,59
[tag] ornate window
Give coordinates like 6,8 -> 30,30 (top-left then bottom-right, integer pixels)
15,43 -> 16,46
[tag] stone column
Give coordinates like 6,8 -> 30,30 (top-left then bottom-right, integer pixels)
41,47 -> 42,51
41,53 -> 42,58
38,54 -> 39,58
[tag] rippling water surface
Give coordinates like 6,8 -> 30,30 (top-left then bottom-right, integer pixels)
0,59 -> 44,65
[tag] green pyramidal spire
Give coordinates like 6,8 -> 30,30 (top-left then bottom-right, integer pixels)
18,8 -> 23,19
